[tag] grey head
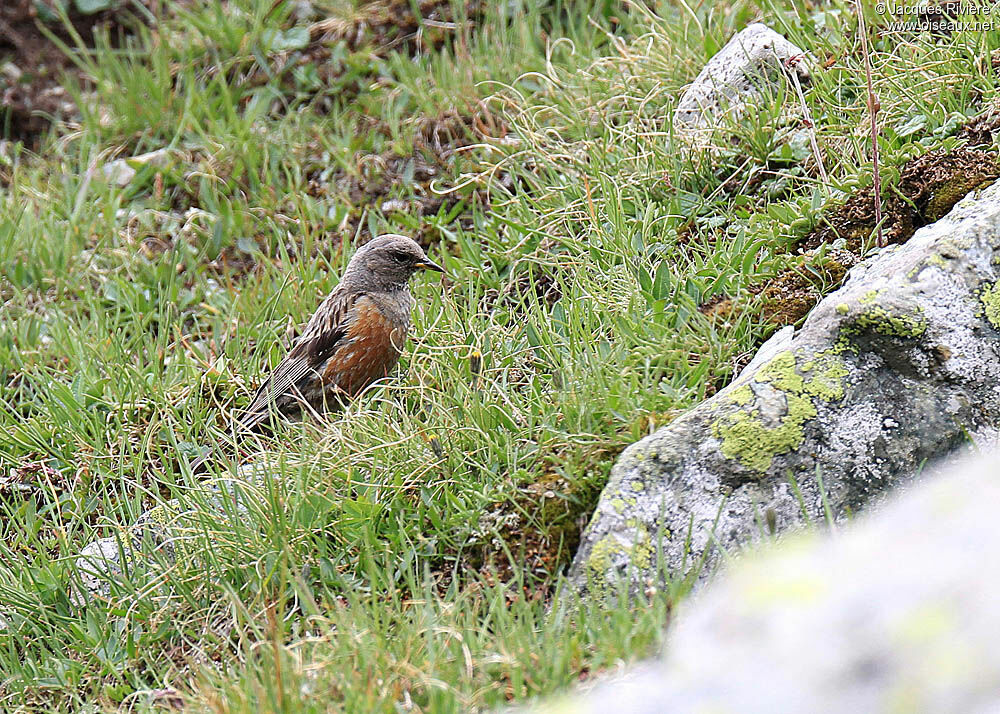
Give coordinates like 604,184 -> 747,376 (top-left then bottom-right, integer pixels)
341,234 -> 444,292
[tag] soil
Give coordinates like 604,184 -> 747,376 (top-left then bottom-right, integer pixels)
0,0 -> 148,145
294,108 -> 510,289
222,0 -> 485,118
1,0 -> 483,146
309,109 -> 505,247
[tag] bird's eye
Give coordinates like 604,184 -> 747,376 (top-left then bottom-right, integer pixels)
390,250 -> 409,263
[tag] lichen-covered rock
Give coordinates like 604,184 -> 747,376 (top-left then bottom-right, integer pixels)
569,179 -> 1000,598
73,536 -> 132,602
674,23 -> 812,142
522,451 -> 1000,713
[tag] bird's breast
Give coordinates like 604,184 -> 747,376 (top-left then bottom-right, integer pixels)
321,298 -> 408,398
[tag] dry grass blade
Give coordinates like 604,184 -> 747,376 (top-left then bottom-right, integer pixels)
855,0 -> 885,248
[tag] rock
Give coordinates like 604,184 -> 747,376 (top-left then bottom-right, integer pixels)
732,324 -> 793,379
570,178 -> 1000,598
674,23 -> 812,143
70,462 -> 269,604
380,198 -> 411,213
101,148 -> 172,187
520,451 -> 1000,713
1,62 -> 23,82
291,0 -> 318,22
74,536 -> 131,601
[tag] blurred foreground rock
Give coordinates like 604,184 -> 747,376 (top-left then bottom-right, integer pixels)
674,23 -> 812,143
570,178 -> 1000,597
521,451 -> 1000,713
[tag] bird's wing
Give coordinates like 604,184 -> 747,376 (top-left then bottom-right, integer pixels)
240,286 -> 363,428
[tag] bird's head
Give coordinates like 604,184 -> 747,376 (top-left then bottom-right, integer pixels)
344,234 -> 444,291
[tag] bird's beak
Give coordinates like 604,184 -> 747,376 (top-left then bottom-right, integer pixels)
415,258 -> 445,273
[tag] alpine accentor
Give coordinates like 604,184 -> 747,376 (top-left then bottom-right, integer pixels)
239,233 -> 444,431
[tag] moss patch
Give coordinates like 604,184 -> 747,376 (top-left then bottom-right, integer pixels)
799,148 -> 1000,252
957,100 -> 1000,147
752,148 -> 998,332
729,384 -> 755,406
921,252 -> 952,272
137,501 -> 200,564
755,252 -> 854,326
711,350 -> 849,474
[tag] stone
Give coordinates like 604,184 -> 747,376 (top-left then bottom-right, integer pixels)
569,178 -> 1000,598
101,148 -> 172,187
520,451 -> 1000,713
73,536 -> 130,602
674,23 -> 812,143
1,62 -> 23,82
70,461 -> 270,603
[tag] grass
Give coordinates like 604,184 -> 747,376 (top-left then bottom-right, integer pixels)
0,0 -> 998,710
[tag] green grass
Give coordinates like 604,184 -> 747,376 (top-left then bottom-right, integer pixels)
0,0 -> 997,710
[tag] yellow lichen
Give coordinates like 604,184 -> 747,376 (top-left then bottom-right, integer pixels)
587,528 -> 654,594
712,349 -> 849,475
980,282 -> 1000,329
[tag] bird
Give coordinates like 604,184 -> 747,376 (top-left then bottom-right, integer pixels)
190,234 -> 443,471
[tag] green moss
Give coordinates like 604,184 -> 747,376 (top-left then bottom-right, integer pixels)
758,350 -> 848,401
588,536 -> 618,582
138,501 -> 200,563
798,352 -> 850,401
140,503 -> 174,526
714,394 -> 817,474
610,498 -> 626,514
909,252 -> 952,279
925,174 -> 991,221
835,303 -> 849,315
980,282 -> 1000,329
755,351 -> 803,392
631,538 -> 653,571
711,349 -> 849,475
